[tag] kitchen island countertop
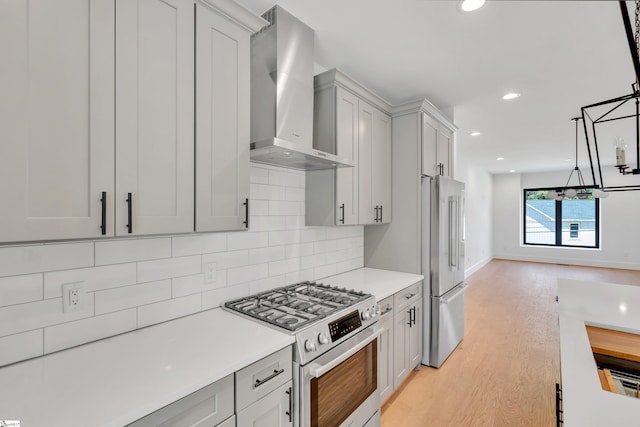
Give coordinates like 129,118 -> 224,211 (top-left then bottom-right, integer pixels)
0,308 -> 293,427
322,267 -> 424,301
558,278 -> 640,426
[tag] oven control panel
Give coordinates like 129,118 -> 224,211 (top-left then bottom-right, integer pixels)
328,310 -> 362,342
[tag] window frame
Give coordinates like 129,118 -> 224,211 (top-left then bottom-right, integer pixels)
522,187 -> 600,249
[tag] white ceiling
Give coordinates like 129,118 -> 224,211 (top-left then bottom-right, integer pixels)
235,0 -> 637,175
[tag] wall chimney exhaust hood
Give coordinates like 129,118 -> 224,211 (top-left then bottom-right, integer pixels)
249,6 -> 354,171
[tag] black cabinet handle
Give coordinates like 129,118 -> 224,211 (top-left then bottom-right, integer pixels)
243,198 -> 249,228
379,205 -> 383,222
254,368 -> 285,389
285,386 -> 292,422
374,205 -> 379,222
126,193 -> 132,234
407,306 -> 416,327
339,203 -> 345,224
100,192 -> 107,235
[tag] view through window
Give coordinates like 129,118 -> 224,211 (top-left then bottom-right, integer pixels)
523,189 -> 599,248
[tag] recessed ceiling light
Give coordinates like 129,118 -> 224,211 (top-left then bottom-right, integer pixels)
460,0 -> 486,12
497,157 -> 504,161
502,92 -> 521,100
470,132 -> 481,136
509,169 -> 516,173
564,158 -> 571,162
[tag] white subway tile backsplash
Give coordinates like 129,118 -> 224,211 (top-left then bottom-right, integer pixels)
0,274 -> 42,307
249,275 -> 286,294
269,258 -> 300,276
301,254 -> 327,270
250,166 -> 269,183
44,309 -> 137,354
44,264 -> 136,299
325,226 -> 363,240
95,238 -> 171,266
202,283 -> 249,310
95,280 -> 171,315
285,243 -> 314,259
0,330 -> 43,367
335,237 -> 363,250
269,201 -> 304,216
137,294 -> 201,328
248,215 -> 287,232
137,256 -> 201,283
202,250 -> 248,270
269,230 -> 301,246
326,247 -> 364,264
249,246 -> 285,265
314,264 -> 337,280
172,234 -> 227,257
250,183 -> 286,201
0,295 -> 95,337
285,187 -> 305,202
227,263 -> 269,286
301,228 -> 326,242
314,240 -> 337,254
228,231 -> 269,251
335,257 -> 364,275
269,169 -> 304,188
0,243 -> 93,277
285,268 -> 314,284
172,272 -> 227,298
249,199 -> 269,216
285,215 -> 304,230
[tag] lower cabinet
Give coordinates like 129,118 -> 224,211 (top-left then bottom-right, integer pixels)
129,346 -> 293,427
237,381 -> 293,427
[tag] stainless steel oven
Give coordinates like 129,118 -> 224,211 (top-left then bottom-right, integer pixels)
297,325 -> 382,427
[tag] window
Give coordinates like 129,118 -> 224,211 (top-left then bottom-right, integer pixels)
523,189 -> 599,248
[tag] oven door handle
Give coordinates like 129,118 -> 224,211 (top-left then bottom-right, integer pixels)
307,326 -> 383,378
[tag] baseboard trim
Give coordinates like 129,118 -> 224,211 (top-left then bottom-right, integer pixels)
465,256 -> 492,278
492,254 -> 640,271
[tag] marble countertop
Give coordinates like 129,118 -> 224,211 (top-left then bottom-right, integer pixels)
0,308 -> 294,427
322,267 -> 424,301
558,278 -> 640,426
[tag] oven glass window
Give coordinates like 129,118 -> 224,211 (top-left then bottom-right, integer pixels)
311,338 -> 377,427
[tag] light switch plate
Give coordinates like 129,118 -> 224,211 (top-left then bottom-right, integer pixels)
204,262 -> 217,284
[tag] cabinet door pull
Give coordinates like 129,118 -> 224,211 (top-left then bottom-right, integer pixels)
374,205 -> 379,222
100,192 -> 107,235
286,386 -> 293,422
254,368 -> 285,389
379,205 -> 383,222
126,193 -> 133,234
243,198 -> 249,229
407,307 -> 413,327
404,293 -> 416,300
380,306 -> 393,316
412,306 -> 416,326
339,203 -> 345,224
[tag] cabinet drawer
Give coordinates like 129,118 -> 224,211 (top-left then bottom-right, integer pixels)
128,374 -> 233,427
378,296 -> 394,320
235,346 -> 292,412
393,282 -> 422,311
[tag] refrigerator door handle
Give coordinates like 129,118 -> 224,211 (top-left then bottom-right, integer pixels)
449,197 -> 459,270
440,283 -> 467,304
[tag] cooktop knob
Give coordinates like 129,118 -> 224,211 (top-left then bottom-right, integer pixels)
305,339 -> 317,352
318,332 -> 329,345
361,309 -> 370,321
370,305 -> 380,318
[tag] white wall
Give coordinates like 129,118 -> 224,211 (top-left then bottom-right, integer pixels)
492,168 -> 640,270
0,163 -> 364,367
455,138 -> 493,277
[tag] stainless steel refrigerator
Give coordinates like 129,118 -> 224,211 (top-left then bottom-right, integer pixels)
422,175 -> 466,368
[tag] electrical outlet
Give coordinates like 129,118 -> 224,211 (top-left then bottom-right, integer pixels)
62,281 -> 85,313
204,262 -> 217,284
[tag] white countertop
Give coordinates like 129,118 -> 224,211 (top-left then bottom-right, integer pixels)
558,278 -> 640,426
0,308 -> 294,427
322,267 -> 424,301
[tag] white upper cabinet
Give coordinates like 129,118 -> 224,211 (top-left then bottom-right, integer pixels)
0,0 -> 115,242
422,112 -> 453,178
307,69 -> 391,227
195,1 -> 252,232
115,0 -> 194,236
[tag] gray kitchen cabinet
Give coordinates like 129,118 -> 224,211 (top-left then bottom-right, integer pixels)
128,374 -> 234,426
378,296 -> 395,403
0,0 -> 115,242
306,69 -> 392,226
195,0 -> 263,232
115,0 -> 194,236
236,381 -> 293,427
393,283 -> 422,389
422,109 -> 454,178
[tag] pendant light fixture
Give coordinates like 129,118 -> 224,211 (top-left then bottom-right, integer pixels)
547,117 -> 608,200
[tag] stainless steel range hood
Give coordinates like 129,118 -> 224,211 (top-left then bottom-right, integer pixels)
250,6 -> 353,171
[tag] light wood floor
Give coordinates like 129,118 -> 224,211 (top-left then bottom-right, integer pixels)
381,259 -> 640,427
